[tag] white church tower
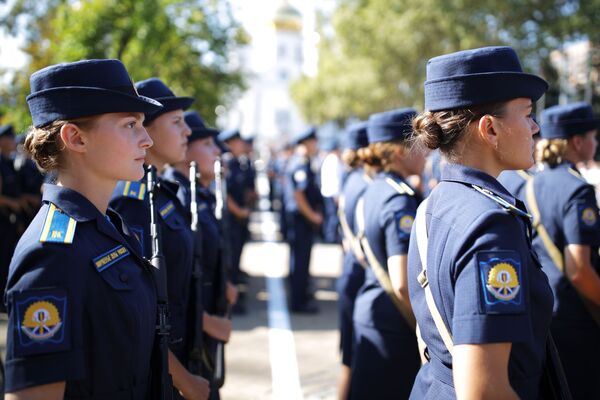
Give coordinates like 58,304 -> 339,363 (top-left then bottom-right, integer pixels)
224,1 -> 308,144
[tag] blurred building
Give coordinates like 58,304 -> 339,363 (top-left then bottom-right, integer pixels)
551,40 -> 599,104
224,1 -> 313,144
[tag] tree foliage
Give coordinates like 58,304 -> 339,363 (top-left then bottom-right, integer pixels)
0,0 -> 247,132
291,0 -> 600,124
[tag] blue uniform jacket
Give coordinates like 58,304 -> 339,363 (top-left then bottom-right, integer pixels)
497,169 -> 532,201
283,154 -> 323,214
5,184 -> 157,398
408,164 -> 553,399
354,171 -> 418,334
527,162 -> 600,322
111,171 -> 194,363
163,168 -> 222,314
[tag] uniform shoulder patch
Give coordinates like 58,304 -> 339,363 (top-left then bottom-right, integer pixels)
477,251 -> 525,314
394,210 -> 415,240
92,245 -> 130,272
39,203 -> 77,244
293,169 -> 307,184
119,180 -> 146,200
13,288 -> 70,356
578,203 -> 598,228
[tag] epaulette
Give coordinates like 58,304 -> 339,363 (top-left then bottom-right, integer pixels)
471,184 -> 531,219
568,167 -> 586,182
385,177 -> 415,196
39,203 -> 77,244
117,180 -> 146,200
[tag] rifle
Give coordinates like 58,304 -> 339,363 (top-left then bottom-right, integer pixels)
147,166 -> 174,400
188,161 -> 205,375
212,157 -> 231,388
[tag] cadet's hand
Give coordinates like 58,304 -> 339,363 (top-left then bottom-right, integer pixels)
226,281 -> 239,305
178,374 -> 210,400
311,211 -> 323,226
203,313 -> 233,343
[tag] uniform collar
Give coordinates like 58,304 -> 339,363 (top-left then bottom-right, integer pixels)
162,167 -> 188,185
441,163 -> 516,205
42,184 -> 102,222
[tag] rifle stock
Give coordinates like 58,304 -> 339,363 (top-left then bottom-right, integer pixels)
147,166 -> 174,400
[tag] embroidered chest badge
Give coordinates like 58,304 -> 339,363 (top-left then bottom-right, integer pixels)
14,288 -> 70,356
92,245 -> 130,272
477,251 -> 525,314
159,201 -> 175,219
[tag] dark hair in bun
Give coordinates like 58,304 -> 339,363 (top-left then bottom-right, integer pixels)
412,102 -> 507,162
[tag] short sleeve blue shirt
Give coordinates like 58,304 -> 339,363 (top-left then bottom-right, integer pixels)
5,185 -> 156,398
408,164 -> 553,399
111,172 -> 194,362
354,171 -> 419,333
527,161 -> 600,322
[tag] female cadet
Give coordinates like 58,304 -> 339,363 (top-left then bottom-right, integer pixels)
350,108 -> 424,400
4,59 -> 160,399
165,111 -> 235,400
408,46 -> 553,399
109,78 -> 209,399
335,121 -> 370,400
525,102 -> 600,399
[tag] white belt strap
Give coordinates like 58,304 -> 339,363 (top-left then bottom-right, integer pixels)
415,198 -> 454,357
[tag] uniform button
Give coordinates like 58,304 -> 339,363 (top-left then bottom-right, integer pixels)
119,273 -> 129,283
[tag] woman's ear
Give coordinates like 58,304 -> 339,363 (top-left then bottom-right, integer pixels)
59,122 -> 87,154
477,115 -> 499,149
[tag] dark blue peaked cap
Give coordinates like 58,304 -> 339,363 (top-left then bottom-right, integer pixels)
424,46 -> 548,112
26,59 -> 163,128
292,126 -> 317,145
135,77 -> 194,124
367,108 -> 417,144
344,121 -> 368,150
0,124 -> 15,138
218,129 -> 241,143
540,102 -> 600,139
184,111 -> 219,143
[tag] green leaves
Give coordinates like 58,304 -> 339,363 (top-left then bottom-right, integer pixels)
291,0 -> 600,123
0,0 -> 245,132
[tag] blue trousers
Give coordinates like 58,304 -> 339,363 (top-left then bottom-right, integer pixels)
287,212 -> 314,308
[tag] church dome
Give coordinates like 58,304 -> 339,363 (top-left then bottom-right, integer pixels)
274,2 -> 302,32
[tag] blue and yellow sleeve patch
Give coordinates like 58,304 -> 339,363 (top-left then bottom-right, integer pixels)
477,251 -> 525,314
159,201 -> 175,220
394,210 -> 415,240
578,203 -> 598,229
92,245 -> 130,272
121,181 -> 146,200
39,203 -> 77,244
14,288 -> 70,357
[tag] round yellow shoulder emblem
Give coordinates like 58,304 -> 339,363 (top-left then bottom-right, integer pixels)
21,301 -> 63,340
399,215 -> 414,234
486,263 -> 520,301
581,207 -> 597,226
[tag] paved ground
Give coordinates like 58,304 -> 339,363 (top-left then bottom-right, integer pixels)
221,241 -> 343,400
0,209 -> 344,400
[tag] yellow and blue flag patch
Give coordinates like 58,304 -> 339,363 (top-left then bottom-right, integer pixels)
39,203 -> 77,244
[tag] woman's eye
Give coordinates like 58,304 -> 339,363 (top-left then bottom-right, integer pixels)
126,121 -> 136,128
